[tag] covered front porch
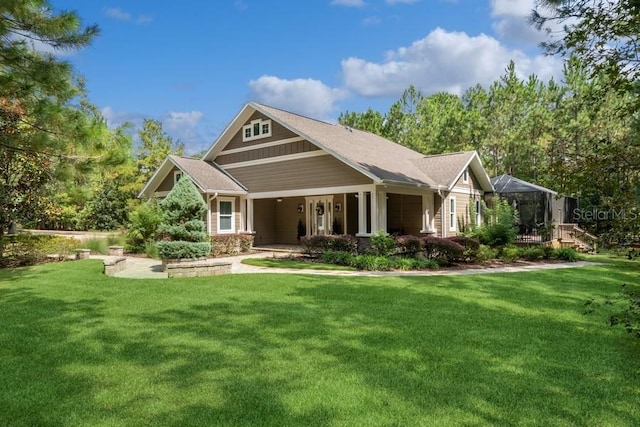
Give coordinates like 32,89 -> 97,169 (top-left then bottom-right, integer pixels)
243,185 -> 440,246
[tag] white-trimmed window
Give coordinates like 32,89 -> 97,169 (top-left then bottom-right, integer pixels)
174,171 -> 183,185
475,199 -> 481,226
217,198 -> 235,234
449,197 -> 456,231
242,118 -> 272,142
462,168 -> 469,184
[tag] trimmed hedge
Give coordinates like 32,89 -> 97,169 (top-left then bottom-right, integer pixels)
156,241 -> 211,260
422,236 -> 465,264
301,235 -> 358,255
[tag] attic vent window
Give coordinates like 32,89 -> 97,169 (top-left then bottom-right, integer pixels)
462,168 -> 469,184
242,118 -> 272,142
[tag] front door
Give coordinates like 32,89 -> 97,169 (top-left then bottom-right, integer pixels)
306,196 -> 333,236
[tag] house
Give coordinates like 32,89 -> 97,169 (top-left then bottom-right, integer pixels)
140,102 -> 494,246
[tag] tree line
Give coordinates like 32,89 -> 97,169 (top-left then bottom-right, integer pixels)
339,59 -> 640,242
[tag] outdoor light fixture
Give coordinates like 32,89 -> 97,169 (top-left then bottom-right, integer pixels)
276,198 -> 283,202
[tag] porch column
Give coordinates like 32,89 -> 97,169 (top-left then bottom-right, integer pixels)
239,196 -> 247,232
246,198 -> 254,233
357,191 -> 367,235
375,189 -> 387,234
206,195 -> 213,235
421,193 -> 435,233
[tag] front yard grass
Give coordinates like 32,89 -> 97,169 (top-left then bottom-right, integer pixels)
241,256 -> 356,271
1,257 -> 639,426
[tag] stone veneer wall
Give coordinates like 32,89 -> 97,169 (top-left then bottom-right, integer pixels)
165,259 -> 232,278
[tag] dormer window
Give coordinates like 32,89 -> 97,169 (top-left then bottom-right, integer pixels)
242,118 -> 272,142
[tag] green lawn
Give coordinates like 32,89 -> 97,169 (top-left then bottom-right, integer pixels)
1,257 -> 639,426
241,256 -> 356,271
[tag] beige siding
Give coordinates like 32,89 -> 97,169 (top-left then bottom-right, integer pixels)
274,197 -> 306,244
433,194 -> 443,237
253,198 -> 277,244
387,194 -> 422,236
453,168 -> 482,191
210,197 -> 241,235
228,155 -> 372,192
224,111 -> 298,151
157,167 -> 180,192
216,140 -> 319,165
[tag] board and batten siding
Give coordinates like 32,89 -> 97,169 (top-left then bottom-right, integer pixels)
226,155 -> 372,193
223,111 -> 298,151
216,140 -> 318,165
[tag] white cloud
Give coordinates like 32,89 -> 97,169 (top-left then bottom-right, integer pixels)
248,76 -> 348,120
104,7 -> 131,21
235,0 -> 248,11
490,0 -> 553,44
136,15 -> 153,24
330,0 -> 366,7
386,0 -> 419,4
341,27 -> 562,97
362,16 -> 381,25
104,7 -> 153,25
101,107 -> 209,154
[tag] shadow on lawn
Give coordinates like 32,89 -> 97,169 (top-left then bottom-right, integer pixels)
120,268 -> 640,425
0,287 -> 106,426
2,261 -> 639,425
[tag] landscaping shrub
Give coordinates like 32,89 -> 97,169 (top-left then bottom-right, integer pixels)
349,254 -> 395,271
500,245 -> 521,262
475,245 -> 498,263
369,231 -> 397,256
319,250 -> 352,266
406,257 -> 439,270
156,241 -> 212,260
422,236 -> 464,264
156,177 -> 211,259
519,245 -> 546,261
396,235 -> 422,255
301,235 -> 358,255
552,247 -> 580,262
466,198 -> 518,247
0,235 -> 80,267
82,238 -> 109,255
126,200 -> 162,253
447,236 -> 481,261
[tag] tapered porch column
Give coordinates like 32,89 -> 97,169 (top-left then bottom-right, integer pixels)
420,193 -> 435,233
357,191 -> 367,235
239,196 -> 247,232
246,198 -> 254,233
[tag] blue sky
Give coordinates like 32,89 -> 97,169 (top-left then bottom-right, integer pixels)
55,0 -> 562,154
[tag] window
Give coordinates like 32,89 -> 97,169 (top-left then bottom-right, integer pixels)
242,118 -> 272,142
449,197 -> 456,231
462,168 -> 469,184
475,199 -> 481,226
174,171 -> 183,185
217,198 -> 235,233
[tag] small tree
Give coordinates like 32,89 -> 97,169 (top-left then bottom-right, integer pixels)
466,197 -> 518,247
156,177 -> 211,259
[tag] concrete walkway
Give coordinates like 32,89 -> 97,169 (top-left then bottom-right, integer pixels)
91,253 -> 599,279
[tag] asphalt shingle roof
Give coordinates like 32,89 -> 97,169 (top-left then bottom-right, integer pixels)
169,155 -> 246,193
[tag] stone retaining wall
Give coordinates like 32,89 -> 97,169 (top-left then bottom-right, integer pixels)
166,259 -> 231,278
104,257 -> 127,276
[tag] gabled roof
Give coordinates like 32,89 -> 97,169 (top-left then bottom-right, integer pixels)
491,174 -> 557,195
203,102 -> 493,191
414,151 -> 494,191
138,155 -> 247,199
